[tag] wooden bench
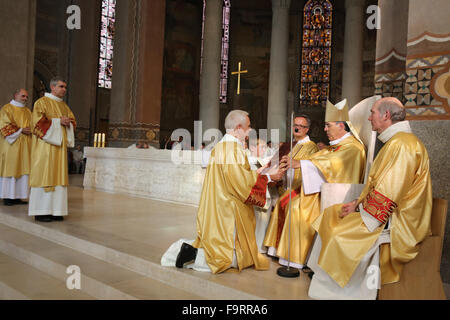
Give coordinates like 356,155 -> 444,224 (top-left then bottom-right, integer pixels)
378,198 -> 448,300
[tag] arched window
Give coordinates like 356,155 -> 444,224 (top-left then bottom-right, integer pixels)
98,0 -> 116,89
201,0 -> 231,103
300,0 -> 332,107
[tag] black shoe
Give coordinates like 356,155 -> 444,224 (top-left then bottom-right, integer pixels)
3,199 -> 14,206
52,216 -> 64,221
302,265 -> 313,273
308,272 -> 314,280
13,199 -> 28,205
35,215 -> 53,222
175,242 -> 198,268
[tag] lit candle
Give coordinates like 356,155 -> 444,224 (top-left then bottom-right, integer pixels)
102,133 -> 106,148
94,133 -> 98,148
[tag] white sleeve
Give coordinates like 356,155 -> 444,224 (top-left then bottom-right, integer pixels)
66,122 -> 75,148
301,160 -> 327,195
286,168 -> 295,185
359,203 -> 383,232
6,128 -> 23,145
42,118 -> 63,146
201,150 -> 211,168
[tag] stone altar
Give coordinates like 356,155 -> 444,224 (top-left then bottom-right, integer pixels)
83,148 -> 206,207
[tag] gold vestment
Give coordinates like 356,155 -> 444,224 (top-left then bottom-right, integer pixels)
0,104 -> 32,178
263,140 -> 319,264
313,132 -> 432,287
192,140 -> 270,274
29,96 -> 76,189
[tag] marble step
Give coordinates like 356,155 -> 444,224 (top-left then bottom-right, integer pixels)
0,211 -> 264,299
0,223 -> 201,300
0,252 -> 93,300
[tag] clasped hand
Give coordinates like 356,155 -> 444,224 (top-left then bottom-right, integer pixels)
280,155 -> 301,169
60,116 -> 72,127
339,200 -> 358,218
257,162 -> 288,182
21,127 -> 32,135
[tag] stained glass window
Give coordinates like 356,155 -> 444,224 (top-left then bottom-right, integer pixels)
98,0 -> 116,89
300,0 -> 332,107
201,0 -> 231,103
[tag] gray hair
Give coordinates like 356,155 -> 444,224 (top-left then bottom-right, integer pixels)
336,121 -> 350,132
295,114 -> 311,127
377,97 -> 406,122
50,76 -> 66,88
224,110 -> 249,130
12,88 -> 26,98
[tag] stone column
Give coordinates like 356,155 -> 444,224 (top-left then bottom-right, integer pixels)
267,0 -> 291,142
134,0 -> 165,145
341,0 -> 364,108
67,0 -> 101,146
199,0 -> 222,132
374,0 -> 408,102
109,0 -> 165,147
0,0 -> 36,103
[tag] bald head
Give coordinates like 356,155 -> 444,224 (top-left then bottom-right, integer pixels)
375,97 -> 406,122
369,97 -> 406,133
13,89 -> 29,105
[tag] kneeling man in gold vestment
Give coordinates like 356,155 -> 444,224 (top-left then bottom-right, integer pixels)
161,110 -> 286,274
308,97 -> 432,300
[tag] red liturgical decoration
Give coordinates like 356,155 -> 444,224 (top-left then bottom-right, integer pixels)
245,174 -> 268,208
362,189 -> 398,224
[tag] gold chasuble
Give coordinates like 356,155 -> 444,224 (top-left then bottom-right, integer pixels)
0,103 -> 32,178
192,135 -> 270,274
313,128 -> 432,287
263,139 -> 319,264
30,96 -> 76,190
309,135 -> 366,184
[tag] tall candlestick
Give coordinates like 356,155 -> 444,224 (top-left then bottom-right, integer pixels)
94,133 -> 98,148
102,133 -> 106,148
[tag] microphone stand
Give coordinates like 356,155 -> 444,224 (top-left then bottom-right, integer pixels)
277,112 -> 300,278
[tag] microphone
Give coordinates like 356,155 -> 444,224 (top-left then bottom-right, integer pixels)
294,128 -> 299,133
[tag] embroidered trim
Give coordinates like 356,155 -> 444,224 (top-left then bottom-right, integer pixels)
70,119 -> 77,131
276,187 -> 301,247
34,116 -> 52,139
1,123 -> 19,137
328,145 -> 342,152
245,174 -> 268,208
362,188 -> 398,224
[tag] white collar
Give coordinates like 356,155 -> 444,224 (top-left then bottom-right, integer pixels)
45,92 -> 63,102
221,133 -> 244,148
10,100 -> 25,107
378,121 -> 412,143
329,132 -> 352,146
295,135 -> 311,145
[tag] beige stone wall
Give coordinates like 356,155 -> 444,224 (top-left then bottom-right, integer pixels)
408,0 -> 450,39
410,121 -> 450,283
0,0 -> 35,105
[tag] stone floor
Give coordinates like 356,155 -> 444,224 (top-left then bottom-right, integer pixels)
0,174 -> 312,300
0,174 -> 447,300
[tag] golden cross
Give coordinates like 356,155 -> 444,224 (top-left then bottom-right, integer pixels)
231,62 -> 248,95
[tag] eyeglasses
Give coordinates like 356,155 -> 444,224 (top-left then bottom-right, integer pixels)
294,124 -> 309,129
